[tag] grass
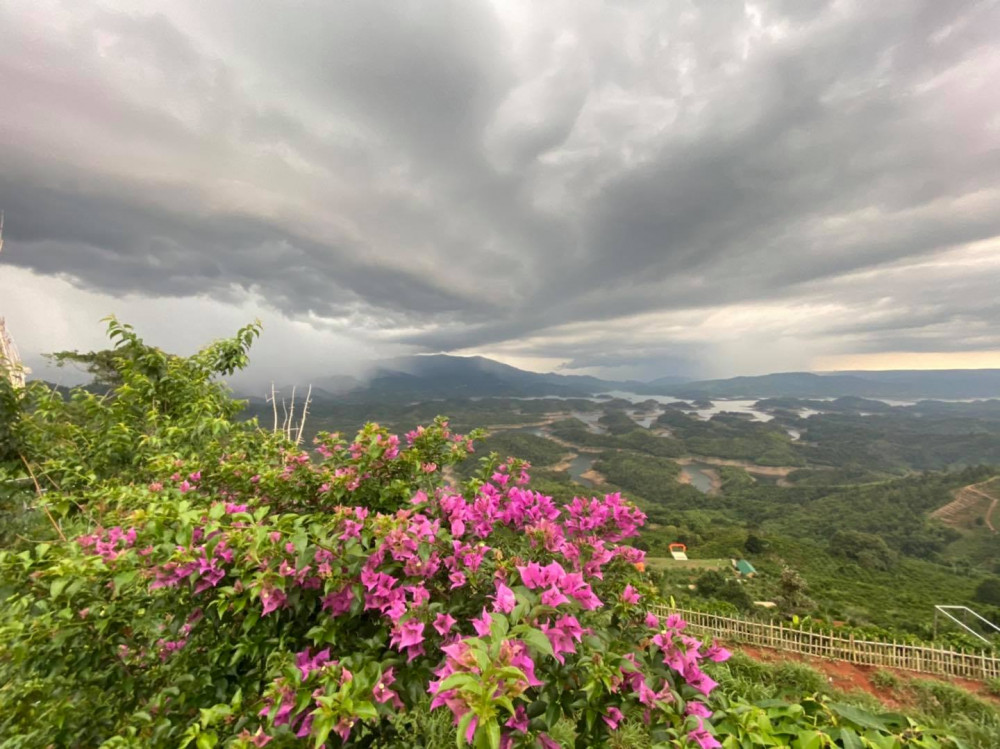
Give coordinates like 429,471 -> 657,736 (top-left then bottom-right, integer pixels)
870,669 -> 900,690
712,651 -> 1000,749
645,556 -> 731,572
906,679 -> 1000,749
987,677 -> 1000,698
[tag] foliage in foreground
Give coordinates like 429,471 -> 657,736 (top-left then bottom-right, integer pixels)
0,321 -> 728,748
0,320 -> 980,748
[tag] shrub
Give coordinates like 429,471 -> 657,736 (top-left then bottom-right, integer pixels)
987,677 -> 1000,698
974,577 -> 1000,607
0,322 -> 731,749
870,669 -> 900,690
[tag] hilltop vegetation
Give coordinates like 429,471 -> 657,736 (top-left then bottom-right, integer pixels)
3,323 -> 999,747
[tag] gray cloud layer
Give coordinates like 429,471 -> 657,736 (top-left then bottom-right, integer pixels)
1,0 -> 999,380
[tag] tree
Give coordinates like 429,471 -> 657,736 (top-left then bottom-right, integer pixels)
13,317 -> 261,491
776,566 -> 812,616
974,577 -> 1000,607
46,347 -> 130,390
829,530 -> 895,571
744,533 -> 767,555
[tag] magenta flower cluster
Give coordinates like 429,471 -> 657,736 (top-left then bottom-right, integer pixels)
72,420 -> 728,747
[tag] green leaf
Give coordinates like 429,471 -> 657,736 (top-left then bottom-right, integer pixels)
196,732 -> 218,749
490,612 -> 510,640
49,578 -> 69,599
113,570 -> 137,590
482,719 -> 501,749
545,700 -> 561,730
439,673 -> 481,692
519,627 -> 554,658
354,701 -> 379,721
793,731 -> 824,749
835,726 -> 863,749
828,703 -> 889,732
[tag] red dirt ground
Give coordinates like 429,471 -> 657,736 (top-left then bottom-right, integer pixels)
736,645 -> 1000,710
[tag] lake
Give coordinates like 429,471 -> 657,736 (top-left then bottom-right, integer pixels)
596,391 -> 774,422
567,454 -> 596,487
679,463 -> 716,493
504,424 -> 548,437
570,411 -> 607,433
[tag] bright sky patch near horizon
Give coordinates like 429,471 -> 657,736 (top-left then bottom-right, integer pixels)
1,0 -> 999,388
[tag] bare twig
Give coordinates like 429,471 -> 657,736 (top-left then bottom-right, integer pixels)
295,384 -> 312,445
286,386 -> 297,441
269,383 -> 279,433
19,452 -> 67,543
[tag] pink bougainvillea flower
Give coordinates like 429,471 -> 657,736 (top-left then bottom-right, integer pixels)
621,584 -> 641,605
491,581 -> 516,614
237,729 -> 272,747
471,608 -> 492,637
637,681 -> 658,706
259,586 -> 287,616
507,641 -> 544,687
389,619 -> 426,661
333,717 -> 355,742
664,613 -> 687,631
686,701 -> 713,718
541,614 -> 585,664
339,519 -> 363,540
516,561 -> 566,589
433,612 -> 457,636
704,643 -> 732,662
294,647 -> 331,680
686,669 -> 719,696
540,586 -> 570,608
464,716 -> 478,745
505,704 -> 529,733
559,572 -> 603,610
602,706 -> 624,730
688,717 -> 722,749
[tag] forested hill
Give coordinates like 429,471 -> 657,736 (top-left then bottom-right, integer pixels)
303,355 -> 642,401
252,355 -> 1000,403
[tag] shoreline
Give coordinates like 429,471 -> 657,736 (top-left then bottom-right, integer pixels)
677,464 -> 723,494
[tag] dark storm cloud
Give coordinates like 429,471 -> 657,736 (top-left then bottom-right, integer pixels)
0,162 -> 487,321
1,0 -> 999,375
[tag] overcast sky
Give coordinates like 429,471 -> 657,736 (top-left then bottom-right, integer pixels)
2,0 -> 999,388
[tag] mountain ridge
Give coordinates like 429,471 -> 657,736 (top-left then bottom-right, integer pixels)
257,355 -> 1000,402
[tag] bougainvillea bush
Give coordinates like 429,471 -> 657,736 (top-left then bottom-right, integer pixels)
0,323 -> 729,748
